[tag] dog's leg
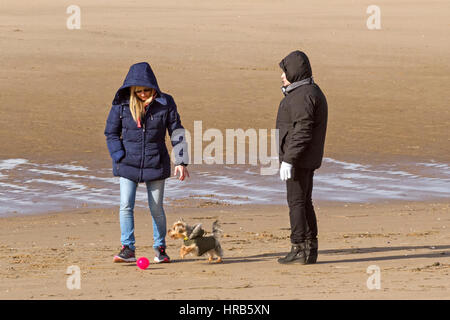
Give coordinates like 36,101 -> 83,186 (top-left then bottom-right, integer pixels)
180,244 -> 197,259
215,245 -> 223,263
206,250 -> 222,263
180,246 -> 187,259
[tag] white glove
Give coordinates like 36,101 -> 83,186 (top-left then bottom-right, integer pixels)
279,161 -> 293,181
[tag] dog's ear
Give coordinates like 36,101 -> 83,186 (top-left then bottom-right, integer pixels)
179,217 -> 185,222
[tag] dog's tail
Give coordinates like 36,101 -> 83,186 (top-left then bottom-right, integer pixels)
212,220 -> 223,239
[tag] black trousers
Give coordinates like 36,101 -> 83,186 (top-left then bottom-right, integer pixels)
286,168 -> 318,244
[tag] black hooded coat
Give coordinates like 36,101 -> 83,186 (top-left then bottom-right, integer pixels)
276,51 -> 328,169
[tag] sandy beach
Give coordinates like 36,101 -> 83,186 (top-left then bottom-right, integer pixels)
0,201 -> 448,300
1,0 -> 449,165
0,0 -> 449,300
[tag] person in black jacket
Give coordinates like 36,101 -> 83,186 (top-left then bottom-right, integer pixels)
276,51 -> 328,264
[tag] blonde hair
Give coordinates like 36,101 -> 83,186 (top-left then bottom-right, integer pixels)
129,86 -> 156,124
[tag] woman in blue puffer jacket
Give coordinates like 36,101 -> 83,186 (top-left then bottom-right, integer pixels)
105,62 -> 189,264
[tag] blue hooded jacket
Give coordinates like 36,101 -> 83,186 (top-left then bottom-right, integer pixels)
104,62 -> 188,183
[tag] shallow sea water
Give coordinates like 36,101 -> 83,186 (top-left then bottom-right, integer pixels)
0,157 -> 449,217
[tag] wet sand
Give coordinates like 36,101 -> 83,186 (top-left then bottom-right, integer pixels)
0,0 -> 449,166
0,201 -> 449,299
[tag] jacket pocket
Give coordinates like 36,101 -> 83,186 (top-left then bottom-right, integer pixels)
144,148 -> 161,169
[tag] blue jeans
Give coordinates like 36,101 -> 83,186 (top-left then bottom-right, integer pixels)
119,177 -> 166,251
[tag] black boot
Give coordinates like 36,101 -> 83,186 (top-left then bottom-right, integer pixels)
277,243 -> 307,264
305,239 -> 318,264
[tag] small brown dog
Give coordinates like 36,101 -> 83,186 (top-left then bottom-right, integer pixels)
168,219 -> 223,263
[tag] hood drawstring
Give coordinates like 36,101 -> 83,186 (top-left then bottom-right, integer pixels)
137,103 -> 153,128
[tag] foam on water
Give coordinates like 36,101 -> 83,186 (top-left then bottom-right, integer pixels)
0,157 -> 448,217
0,159 -> 28,170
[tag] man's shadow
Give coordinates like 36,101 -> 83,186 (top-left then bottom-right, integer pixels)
316,244 -> 449,264
223,245 -> 450,265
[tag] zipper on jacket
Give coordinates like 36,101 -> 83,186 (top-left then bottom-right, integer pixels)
139,106 -> 152,182
139,122 -> 145,182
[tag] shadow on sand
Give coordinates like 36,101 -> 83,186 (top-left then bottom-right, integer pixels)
223,245 -> 450,265
119,245 -> 449,265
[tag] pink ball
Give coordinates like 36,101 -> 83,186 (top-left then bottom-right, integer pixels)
137,257 -> 150,270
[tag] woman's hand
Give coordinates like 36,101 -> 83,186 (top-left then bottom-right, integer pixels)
174,165 -> 190,181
